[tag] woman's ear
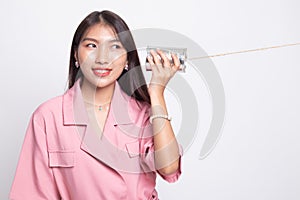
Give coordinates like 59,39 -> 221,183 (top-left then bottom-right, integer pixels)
74,51 -> 80,68
74,51 -> 78,61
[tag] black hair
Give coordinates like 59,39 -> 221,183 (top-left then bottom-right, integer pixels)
68,10 -> 150,104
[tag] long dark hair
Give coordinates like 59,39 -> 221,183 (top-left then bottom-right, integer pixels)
68,10 -> 150,104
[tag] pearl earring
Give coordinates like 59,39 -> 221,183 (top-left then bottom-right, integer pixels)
124,64 -> 129,71
75,61 -> 79,68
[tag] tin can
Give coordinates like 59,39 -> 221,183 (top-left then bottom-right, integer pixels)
145,46 -> 187,72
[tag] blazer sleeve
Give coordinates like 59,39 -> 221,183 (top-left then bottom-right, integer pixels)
139,114 -> 183,183
9,113 -> 60,200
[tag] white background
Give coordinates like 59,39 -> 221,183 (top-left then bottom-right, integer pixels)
1,0 -> 300,199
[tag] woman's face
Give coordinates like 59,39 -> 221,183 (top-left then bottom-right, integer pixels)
76,23 -> 127,88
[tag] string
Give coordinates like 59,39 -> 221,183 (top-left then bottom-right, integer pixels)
189,42 -> 300,60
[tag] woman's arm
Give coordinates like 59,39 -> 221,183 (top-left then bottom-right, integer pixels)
10,112 -> 60,200
147,49 -> 181,175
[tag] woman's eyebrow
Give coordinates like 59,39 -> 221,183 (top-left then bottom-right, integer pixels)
108,39 -> 121,43
81,37 -> 99,43
81,37 -> 121,44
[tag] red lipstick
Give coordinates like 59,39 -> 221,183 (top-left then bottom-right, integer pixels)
92,68 -> 112,77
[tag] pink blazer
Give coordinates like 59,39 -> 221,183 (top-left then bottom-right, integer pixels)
10,80 -> 182,200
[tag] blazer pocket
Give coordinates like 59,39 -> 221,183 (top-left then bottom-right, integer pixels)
125,140 -> 140,158
48,151 -> 75,168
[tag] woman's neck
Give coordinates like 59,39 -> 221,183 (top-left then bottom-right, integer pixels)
80,78 -> 115,105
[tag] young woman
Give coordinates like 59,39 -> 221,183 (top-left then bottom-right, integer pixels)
10,10 -> 182,200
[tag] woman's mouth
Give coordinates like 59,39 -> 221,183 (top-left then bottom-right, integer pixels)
92,68 -> 112,77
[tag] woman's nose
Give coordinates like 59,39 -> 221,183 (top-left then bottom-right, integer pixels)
95,45 -> 109,65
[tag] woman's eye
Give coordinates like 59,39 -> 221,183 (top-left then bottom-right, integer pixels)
86,43 -> 97,48
112,44 -> 122,49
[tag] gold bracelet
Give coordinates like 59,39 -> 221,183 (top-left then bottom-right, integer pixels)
149,114 -> 172,124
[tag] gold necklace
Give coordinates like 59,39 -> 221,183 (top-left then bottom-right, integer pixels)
84,100 -> 111,111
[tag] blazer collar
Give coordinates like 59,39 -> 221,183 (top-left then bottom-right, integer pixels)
62,79 -> 134,126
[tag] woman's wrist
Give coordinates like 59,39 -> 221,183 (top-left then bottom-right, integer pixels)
149,92 -> 165,106
148,83 -> 165,97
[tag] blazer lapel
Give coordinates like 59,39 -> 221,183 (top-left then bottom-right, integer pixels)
63,80 -> 142,173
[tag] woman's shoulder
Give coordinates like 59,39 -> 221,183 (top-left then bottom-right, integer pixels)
30,93 -> 65,123
35,95 -> 63,113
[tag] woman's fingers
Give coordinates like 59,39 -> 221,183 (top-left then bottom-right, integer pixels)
171,53 -> 180,72
147,54 -> 160,73
156,49 -> 171,67
149,49 -> 180,71
148,49 -> 181,77
150,50 -> 160,64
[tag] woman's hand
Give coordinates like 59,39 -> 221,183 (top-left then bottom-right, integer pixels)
147,49 -> 181,96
